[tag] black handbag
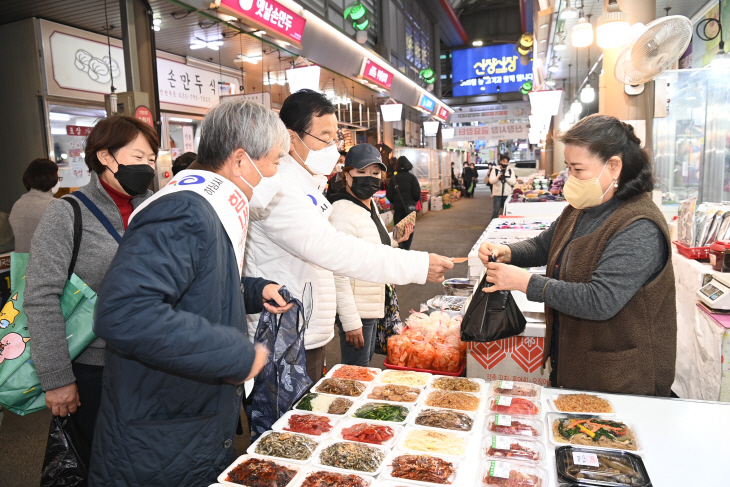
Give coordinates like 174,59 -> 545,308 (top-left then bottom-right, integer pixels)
460,258 -> 527,342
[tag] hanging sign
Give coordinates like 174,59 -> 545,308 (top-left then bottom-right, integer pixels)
417,93 -> 437,113
450,123 -> 528,142
435,105 -> 450,122
65,125 -> 93,136
156,57 -> 240,109
134,106 -> 154,127
217,0 -> 306,46
452,44 -> 533,96
182,126 -> 195,152
450,102 -> 530,124
360,58 -> 394,90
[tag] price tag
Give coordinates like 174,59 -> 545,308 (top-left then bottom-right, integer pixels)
491,436 -> 513,450
488,461 -> 511,479
572,451 -> 600,467
494,414 -> 512,426
496,396 -> 513,406
499,380 -> 514,390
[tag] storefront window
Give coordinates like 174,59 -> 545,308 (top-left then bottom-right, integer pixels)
166,116 -> 202,161
48,104 -> 107,188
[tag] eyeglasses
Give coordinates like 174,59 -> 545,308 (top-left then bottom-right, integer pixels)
302,130 -> 344,150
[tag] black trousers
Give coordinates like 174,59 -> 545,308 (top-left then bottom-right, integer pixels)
70,362 -> 104,447
394,210 -> 415,250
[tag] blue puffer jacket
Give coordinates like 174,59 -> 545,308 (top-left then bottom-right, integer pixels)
88,191 -> 273,487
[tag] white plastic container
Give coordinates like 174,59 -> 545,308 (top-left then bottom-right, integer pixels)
331,418 -> 403,449
349,401 -> 415,426
293,392 -> 357,416
380,451 -> 460,486
396,426 -> 470,459
271,410 -> 341,440
312,377 -> 368,398
478,459 -> 548,487
365,381 -> 422,404
311,439 -> 390,476
486,380 -> 541,399
246,430 -> 319,465
484,413 -> 544,438
425,375 -> 486,395
377,370 -> 432,388
421,389 -> 483,412
486,395 -> 541,416
546,413 -> 642,453
295,467 -> 376,487
547,393 -> 617,416
217,454 -> 304,487
325,364 -> 382,382
480,435 -> 546,464
408,405 -> 477,433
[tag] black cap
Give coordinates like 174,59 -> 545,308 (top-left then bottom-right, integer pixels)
345,144 -> 386,170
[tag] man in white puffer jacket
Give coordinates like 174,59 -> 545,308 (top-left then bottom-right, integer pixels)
244,90 -> 453,383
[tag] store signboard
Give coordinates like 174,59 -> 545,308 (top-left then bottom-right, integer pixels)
450,101 -> 530,124
452,44 -> 533,96
417,93 -> 436,113
134,106 -> 154,127
222,92 -> 272,109
182,126 -> 195,152
217,0 -> 306,45
450,122 -> 528,142
66,125 -> 92,136
435,105 -> 450,122
156,57 -> 240,109
360,58 -> 394,90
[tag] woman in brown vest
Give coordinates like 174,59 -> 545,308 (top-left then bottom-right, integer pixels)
478,114 -> 676,397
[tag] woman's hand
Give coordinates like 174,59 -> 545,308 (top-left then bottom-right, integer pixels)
397,222 -> 414,243
262,284 -> 295,314
345,328 -> 365,350
243,344 -> 270,382
479,242 -> 512,265
483,262 -> 532,294
46,383 -> 81,417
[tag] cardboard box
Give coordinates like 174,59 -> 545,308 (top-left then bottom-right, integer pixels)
467,335 -> 551,386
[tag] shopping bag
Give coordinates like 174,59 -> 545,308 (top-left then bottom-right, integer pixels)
460,262 -> 526,343
244,286 -> 312,439
40,415 -> 90,487
374,284 -> 404,355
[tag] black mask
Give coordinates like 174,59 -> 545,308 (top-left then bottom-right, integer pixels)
111,156 -> 155,196
348,176 -> 381,200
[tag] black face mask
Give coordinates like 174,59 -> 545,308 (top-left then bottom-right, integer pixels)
348,175 -> 381,200
111,156 -> 155,196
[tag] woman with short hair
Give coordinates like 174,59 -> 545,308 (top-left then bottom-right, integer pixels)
479,114 -> 676,396
9,158 -> 59,253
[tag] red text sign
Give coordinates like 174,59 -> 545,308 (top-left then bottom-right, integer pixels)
360,58 -> 394,90
134,106 -> 154,127
219,0 -> 306,45
435,106 -> 450,121
65,125 -> 92,136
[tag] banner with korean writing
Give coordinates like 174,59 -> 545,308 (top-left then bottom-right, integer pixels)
450,123 -> 529,142
157,58 -> 240,109
452,44 -> 533,96
219,0 -> 306,45
360,58 -> 394,89
450,102 -> 531,124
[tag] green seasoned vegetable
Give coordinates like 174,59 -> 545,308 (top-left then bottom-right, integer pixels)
296,393 -> 316,411
353,402 -> 409,422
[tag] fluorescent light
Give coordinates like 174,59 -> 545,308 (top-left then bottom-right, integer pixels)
380,103 -> 403,122
51,127 -> 67,135
169,117 -> 194,123
206,41 -> 223,50
49,113 -> 70,121
237,54 -> 262,64
286,65 -> 321,93
472,40 -> 483,47
190,41 -> 206,50
423,120 -> 439,135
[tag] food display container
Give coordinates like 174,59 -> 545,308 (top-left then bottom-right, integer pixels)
293,392 -> 356,416
709,240 -> 730,271
311,439 -> 390,476
365,382 -> 422,404
425,376 -> 486,395
396,426 -> 470,459
547,393 -> 616,416
271,410 -> 341,440
380,451 -> 460,487
486,395 -> 541,416
442,278 -> 479,296
331,418 -> 403,449
217,454 -> 304,487
296,467 -> 375,487
246,430 -> 320,465
555,446 -> 651,486
426,295 -> 468,317
546,414 -> 642,453
478,459 -> 548,487
349,401 -> 415,425
325,364 -> 382,382
377,370 -> 433,388
312,377 -> 368,398
480,435 -> 546,464
486,380 -> 541,399
484,413 -> 545,438
408,405 -> 477,433
421,389 -> 483,412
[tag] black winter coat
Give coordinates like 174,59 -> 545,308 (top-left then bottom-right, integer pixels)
386,159 -> 421,212
89,191 -> 273,487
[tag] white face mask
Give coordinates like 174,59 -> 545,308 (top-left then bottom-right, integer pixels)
239,152 -> 282,209
293,133 -> 341,175
51,181 -> 61,194
335,163 -> 345,172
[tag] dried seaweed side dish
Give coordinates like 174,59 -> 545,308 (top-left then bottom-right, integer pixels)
225,458 -> 298,487
319,442 -> 386,472
254,432 -> 318,461
389,454 -> 455,484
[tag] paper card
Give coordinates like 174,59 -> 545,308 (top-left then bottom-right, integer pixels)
572,451 -> 600,467
496,396 -> 513,406
494,414 -> 512,426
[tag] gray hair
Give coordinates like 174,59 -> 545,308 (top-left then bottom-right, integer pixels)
197,98 -> 289,169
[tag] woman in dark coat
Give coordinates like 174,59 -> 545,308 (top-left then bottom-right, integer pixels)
462,163 -> 474,198
386,156 -> 421,250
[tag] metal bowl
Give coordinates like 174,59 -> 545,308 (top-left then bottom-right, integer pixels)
442,278 -> 478,296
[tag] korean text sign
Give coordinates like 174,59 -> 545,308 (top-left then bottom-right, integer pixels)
452,44 -> 533,96
219,0 -> 306,45
361,59 -> 394,89
418,93 -> 436,113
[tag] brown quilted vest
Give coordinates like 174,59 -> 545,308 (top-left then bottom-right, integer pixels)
545,193 -> 676,396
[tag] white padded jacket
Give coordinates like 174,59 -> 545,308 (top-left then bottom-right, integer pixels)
244,155 -> 429,350
329,198 -> 399,332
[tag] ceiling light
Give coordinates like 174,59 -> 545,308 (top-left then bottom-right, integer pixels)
190,40 -> 207,49
570,100 -> 583,115
580,86 -> 595,103
559,119 -> 572,132
169,117 -> 193,122
712,49 -> 730,70
218,14 -> 237,22
472,40 -> 483,46
554,38 -> 567,51
50,127 -> 67,135
572,11 -> 593,48
561,0 -> 578,19
61,153 -> 68,159
49,112 -> 71,121
206,41 -> 223,50
153,25 -> 160,31
548,64 -> 560,73
237,54 -> 262,64
153,18 -> 161,26
597,0 -> 629,49
253,30 -> 266,36
545,75 -> 556,87
277,78 -> 286,86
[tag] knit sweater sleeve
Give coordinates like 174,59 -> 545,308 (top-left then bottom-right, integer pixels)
507,220 -> 558,268
525,219 -> 667,320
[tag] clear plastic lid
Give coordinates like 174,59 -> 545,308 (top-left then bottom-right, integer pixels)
479,459 -> 548,487
484,413 -> 544,438
555,446 -> 651,487
486,395 -> 541,416
481,435 -> 546,464
487,380 -> 541,398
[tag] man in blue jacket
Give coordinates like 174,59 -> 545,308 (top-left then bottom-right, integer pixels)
89,100 -> 292,486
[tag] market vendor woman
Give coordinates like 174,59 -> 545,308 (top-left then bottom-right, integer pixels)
479,115 -> 676,397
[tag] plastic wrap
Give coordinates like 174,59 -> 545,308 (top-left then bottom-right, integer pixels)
432,343 -> 461,373
387,335 -> 412,367
407,341 -> 435,370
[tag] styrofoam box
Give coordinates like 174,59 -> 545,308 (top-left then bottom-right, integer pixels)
271,410 -> 341,440
293,467 -> 376,487
246,430 -> 319,465
425,375 -> 487,396
349,400 -> 416,426
292,392 -> 357,416
546,393 -> 617,416
217,454 -> 304,487
380,450 -> 460,487
546,413 -> 643,453
377,370 -> 433,388
364,381 -> 423,405
325,364 -> 383,382
420,389 -> 484,413
407,405 -> 478,434
311,377 -> 368,399
331,417 -> 404,449
396,425 -> 470,459
311,439 -> 390,476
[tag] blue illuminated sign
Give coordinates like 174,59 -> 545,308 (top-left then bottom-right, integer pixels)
418,93 -> 436,113
452,44 -> 533,97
